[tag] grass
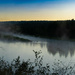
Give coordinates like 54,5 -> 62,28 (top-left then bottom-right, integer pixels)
0,50 -> 75,75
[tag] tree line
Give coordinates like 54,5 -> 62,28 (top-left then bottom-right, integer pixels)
0,20 -> 75,40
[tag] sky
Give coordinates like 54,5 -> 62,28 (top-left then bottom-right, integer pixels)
0,0 -> 75,21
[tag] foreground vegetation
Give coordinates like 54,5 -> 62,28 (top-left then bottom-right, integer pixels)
0,50 -> 75,75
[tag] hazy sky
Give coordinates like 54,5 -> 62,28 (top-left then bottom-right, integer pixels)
0,0 -> 75,21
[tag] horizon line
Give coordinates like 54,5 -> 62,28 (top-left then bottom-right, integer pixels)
0,19 -> 74,22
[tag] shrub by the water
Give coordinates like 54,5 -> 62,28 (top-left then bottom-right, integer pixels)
0,50 -> 75,75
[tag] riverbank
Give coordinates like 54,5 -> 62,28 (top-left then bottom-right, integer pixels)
0,33 -> 31,42
0,20 -> 75,42
0,20 -> 75,40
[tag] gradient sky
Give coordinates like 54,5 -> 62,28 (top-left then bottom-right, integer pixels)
0,0 -> 75,21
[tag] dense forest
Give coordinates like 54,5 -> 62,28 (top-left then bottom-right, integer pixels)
0,20 -> 75,40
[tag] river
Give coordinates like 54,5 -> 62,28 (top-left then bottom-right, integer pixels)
0,33 -> 75,67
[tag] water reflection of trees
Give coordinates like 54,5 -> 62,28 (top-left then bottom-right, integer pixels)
47,40 -> 75,57
25,42 -> 46,48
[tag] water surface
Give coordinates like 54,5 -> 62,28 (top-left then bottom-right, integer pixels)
0,34 -> 75,66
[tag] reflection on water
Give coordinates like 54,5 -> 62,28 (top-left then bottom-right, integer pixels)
47,40 -> 75,57
0,38 -> 75,65
0,40 -> 47,63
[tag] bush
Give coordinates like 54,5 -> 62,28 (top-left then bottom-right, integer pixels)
0,50 -> 75,75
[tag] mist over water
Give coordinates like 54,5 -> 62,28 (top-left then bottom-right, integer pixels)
0,33 -> 75,67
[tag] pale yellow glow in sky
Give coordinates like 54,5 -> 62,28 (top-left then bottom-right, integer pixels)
0,2 -> 75,21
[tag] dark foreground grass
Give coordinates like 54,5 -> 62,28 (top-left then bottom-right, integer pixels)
0,50 -> 75,75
